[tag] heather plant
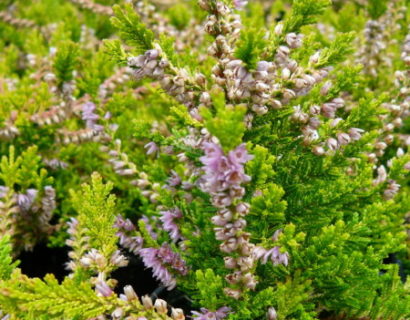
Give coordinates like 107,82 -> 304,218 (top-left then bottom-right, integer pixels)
0,0 -> 410,319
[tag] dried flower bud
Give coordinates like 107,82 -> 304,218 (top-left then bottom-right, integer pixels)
123,285 -> 138,301
327,138 -> 339,151
171,308 -> 185,320
142,295 -> 153,309
154,299 -> 168,313
337,133 -> 351,145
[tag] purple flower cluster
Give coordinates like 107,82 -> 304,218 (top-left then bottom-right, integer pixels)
200,143 -> 253,207
192,307 -> 231,320
127,49 -> 166,80
159,208 -> 182,241
167,170 -> 182,187
82,102 -> 103,132
200,142 -> 257,298
139,243 -> 188,290
17,189 -> 38,211
114,216 -> 143,255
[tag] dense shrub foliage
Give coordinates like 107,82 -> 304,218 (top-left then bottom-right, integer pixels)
0,0 -> 410,319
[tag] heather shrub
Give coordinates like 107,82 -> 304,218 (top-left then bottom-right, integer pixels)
0,0 -> 409,319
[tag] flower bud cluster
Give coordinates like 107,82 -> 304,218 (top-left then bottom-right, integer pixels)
80,248 -> 128,271
356,2 -> 404,79
290,98 -> 365,155
139,243 -> 188,290
0,11 -> 35,28
56,127 -> 106,145
101,141 -> 138,177
128,48 -> 199,109
31,104 -> 69,126
199,142 -> 256,298
367,30 -> 410,164
128,49 -> 166,80
39,186 -> 56,228
358,20 -> 387,77
43,158 -> 68,170
101,141 -> 164,204
383,180 -> 401,200
401,32 -> 410,65
2,185 -> 55,251
211,40 -> 330,120
0,112 -> 19,140
200,1 -> 241,38
68,0 -> 113,15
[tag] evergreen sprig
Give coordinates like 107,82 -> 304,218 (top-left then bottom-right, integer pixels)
110,4 -> 154,54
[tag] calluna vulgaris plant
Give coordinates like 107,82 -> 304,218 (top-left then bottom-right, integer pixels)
0,0 -> 410,319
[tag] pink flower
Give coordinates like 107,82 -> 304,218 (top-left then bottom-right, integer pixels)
139,243 -> 188,290
233,0 -> 248,9
114,216 -> 143,254
167,170 -> 181,187
95,281 -> 114,297
192,307 -> 231,320
17,188 -> 38,211
144,142 -> 159,156
160,208 -> 183,241
200,143 -> 253,202
82,102 -> 103,132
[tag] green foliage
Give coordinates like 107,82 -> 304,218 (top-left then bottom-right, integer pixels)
110,4 -> 154,54
53,40 -> 79,87
70,173 -> 117,262
367,0 -> 389,19
1,0 -> 410,319
194,269 -> 225,310
167,3 -> 192,31
284,0 -> 331,34
234,28 -> 266,70
0,236 -> 18,280
0,271 -> 108,319
313,32 -> 355,68
0,146 -> 51,190
200,90 -> 247,151
103,39 -> 129,65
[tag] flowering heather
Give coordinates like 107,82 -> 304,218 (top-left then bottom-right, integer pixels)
159,208 -> 183,241
0,0 -> 410,320
200,142 -> 253,204
139,243 -> 188,290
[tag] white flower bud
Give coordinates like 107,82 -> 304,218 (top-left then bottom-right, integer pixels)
171,308 -> 185,320
312,146 -> 325,156
274,23 -> 284,35
267,307 -> 278,320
